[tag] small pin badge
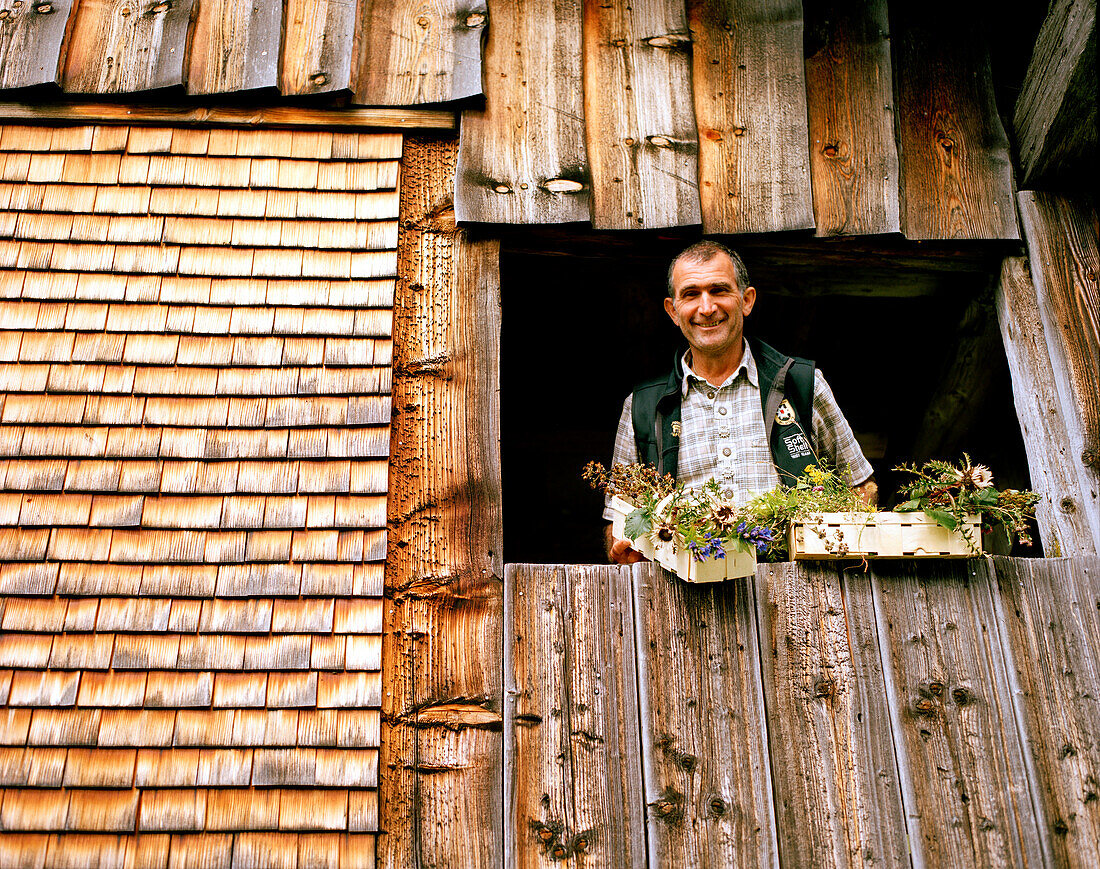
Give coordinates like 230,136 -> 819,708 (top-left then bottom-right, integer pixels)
775,399 -> 796,426
671,422 -> 681,437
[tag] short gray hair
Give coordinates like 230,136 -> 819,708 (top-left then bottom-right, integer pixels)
666,240 -> 750,297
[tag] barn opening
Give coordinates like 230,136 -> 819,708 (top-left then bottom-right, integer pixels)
500,229 -> 1036,564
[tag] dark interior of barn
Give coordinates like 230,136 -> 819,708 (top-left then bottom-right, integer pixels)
500,229 -> 1037,564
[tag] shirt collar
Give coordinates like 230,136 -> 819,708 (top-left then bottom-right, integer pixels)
680,340 -> 759,396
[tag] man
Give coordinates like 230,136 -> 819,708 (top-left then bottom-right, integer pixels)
604,240 -> 877,564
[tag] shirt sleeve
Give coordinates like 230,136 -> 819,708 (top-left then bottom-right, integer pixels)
810,369 -> 874,486
602,394 -> 638,522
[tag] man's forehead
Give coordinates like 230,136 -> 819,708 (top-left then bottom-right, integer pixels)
672,253 -> 737,287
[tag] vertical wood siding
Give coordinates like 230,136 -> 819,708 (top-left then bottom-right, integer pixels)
0,122 -> 398,867
187,0 -> 283,94
0,0 -> 74,91
281,0 -> 359,96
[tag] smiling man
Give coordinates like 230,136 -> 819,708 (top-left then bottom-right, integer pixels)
604,240 -> 877,564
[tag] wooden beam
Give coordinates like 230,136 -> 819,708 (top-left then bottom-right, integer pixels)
890,6 -> 1019,240
687,0 -> 815,235
1013,0 -> 1098,186
803,0 -> 900,237
62,0 -> 194,93
0,0 -> 74,90
454,0 -> 590,224
505,564 -> 645,866
0,102 -> 456,130
281,0 -> 357,96
995,256 -> 1097,556
582,0 -> 702,230
380,133 -> 503,869
1017,191 -> 1100,553
188,0 -> 282,95
354,0 -> 487,105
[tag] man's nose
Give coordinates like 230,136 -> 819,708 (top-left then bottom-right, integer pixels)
698,292 -> 717,314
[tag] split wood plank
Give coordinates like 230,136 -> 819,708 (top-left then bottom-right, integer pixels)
890,6 -> 1019,240
992,555 -> 1100,868
281,0 -> 357,96
870,558 -> 1044,867
454,0 -> 590,224
0,102 -> 456,129
355,0 -> 487,105
1013,0 -> 1097,186
505,564 -> 645,867
381,134 -> 503,869
0,0 -> 75,90
62,0 -> 195,94
1017,192 -> 1100,554
687,0 -> 814,235
632,561 -> 778,868
803,0 -> 900,236
188,0 -> 283,95
995,256 -> 1097,557
755,561 -> 908,869
582,0 -> 701,229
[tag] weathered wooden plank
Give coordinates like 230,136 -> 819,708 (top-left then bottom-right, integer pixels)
755,561 -> 908,868
890,6 -> 1019,240
633,561 -> 778,867
1013,0 -> 1097,186
380,134 -> 503,868
871,559 -> 1044,867
582,0 -> 700,229
455,0 -> 589,224
62,0 -> 194,93
992,555 -> 1100,868
281,0 -> 357,95
355,0 -> 487,105
0,0 -> 75,90
188,0 -> 284,95
505,564 -> 645,867
688,0 -> 814,234
1017,192 -> 1100,554
996,256 -> 1097,557
803,0 -> 899,236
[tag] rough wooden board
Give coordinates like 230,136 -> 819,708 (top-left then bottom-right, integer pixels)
688,0 -> 814,235
505,564 -> 645,867
355,0 -> 487,105
188,0 -> 284,94
995,256 -> 1097,557
870,558 -> 1044,867
1013,0 -> 1097,186
992,556 -> 1100,868
632,561 -> 778,868
62,0 -> 195,93
755,561 -> 908,868
803,0 -> 900,237
582,0 -> 700,229
890,6 -> 1019,240
454,0 -> 589,224
1017,192 -> 1100,554
0,0 -> 75,90
282,0 -> 357,95
380,134 -> 503,869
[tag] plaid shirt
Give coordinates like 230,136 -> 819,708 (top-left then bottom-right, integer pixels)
603,342 -> 873,520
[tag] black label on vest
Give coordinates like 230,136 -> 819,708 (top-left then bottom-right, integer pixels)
782,432 -> 813,461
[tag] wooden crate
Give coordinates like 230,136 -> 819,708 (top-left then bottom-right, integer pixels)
609,496 -> 756,582
789,511 -> 982,559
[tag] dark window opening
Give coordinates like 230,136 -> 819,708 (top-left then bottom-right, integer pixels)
501,229 -> 1036,564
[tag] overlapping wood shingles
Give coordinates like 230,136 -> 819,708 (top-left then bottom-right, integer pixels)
0,123 -> 395,867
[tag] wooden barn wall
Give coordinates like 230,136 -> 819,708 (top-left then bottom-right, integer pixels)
0,0 -> 1025,239
0,123 -> 398,867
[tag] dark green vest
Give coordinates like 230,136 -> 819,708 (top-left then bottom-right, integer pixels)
630,338 -> 816,486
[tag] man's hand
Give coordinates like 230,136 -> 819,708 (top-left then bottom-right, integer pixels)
853,476 -> 878,507
604,523 -> 646,564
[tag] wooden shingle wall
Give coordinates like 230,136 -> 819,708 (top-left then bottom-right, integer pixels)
0,123 -> 397,868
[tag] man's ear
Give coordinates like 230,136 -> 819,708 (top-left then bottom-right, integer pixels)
663,296 -> 677,322
741,285 -> 757,316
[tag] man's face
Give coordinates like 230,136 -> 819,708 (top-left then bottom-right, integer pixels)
664,253 -> 756,359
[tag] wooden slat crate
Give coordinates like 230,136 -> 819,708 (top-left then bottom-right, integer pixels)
790,511 -> 982,559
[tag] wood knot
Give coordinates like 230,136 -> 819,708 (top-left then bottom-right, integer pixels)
732,126 -> 747,137
703,129 -> 724,142
813,679 -> 836,699
912,697 -> 936,716
542,178 -> 584,194
655,800 -> 674,816
0,9 -> 10,17
119,5 -> 131,14
951,687 -> 971,706
939,137 -> 955,151
610,38 -> 628,47
709,796 -> 727,816
417,15 -> 429,27
148,1 -> 169,12
551,844 -> 568,859
465,12 -> 486,27
573,837 -> 588,853
493,184 -> 511,194
623,137 -> 635,146
928,681 -> 944,696
821,142 -> 840,158
1059,497 -> 1077,514
647,135 -> 672,147
644,33 -> 692,49
35,1 -> 53,11
1082,448 -> 1100,470
310,72 -> 328,86
537,826 -> 554,842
